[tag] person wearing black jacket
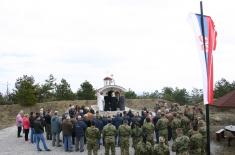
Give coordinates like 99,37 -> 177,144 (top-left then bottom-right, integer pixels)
29,112 -> 36,143
34,114 -> 51,152
44,110 -> 52,140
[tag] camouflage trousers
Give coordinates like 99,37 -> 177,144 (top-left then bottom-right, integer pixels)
120,137 -> 129,155
105,140 -> 115,155
87,141 -> 98,155
146,134 -> 154,145
159,129 -> 168,144
176,151 -> 189,155
189,148 -> 202,155
132,137 -> 141,149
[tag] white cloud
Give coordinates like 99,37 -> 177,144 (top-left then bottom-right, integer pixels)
0,0 -> 235,94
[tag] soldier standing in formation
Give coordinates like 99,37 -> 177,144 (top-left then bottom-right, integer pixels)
118,120 -> 131,155
142,117 -> 155,145
135,133 -> 152,155
189,124 -> 203,155
103,118 -> 117,155
172,128 -> 190,155
179,111 -> 190,135
156,112 -> 169,143
86,121 -> 100,155
131,122 -> 142,153
153,136 -> 170,155
171,113 -> 182,140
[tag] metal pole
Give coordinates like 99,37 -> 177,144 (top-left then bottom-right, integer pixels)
200,1 -> 211,155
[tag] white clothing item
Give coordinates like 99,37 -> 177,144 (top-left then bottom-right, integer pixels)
97,93 -> 104,111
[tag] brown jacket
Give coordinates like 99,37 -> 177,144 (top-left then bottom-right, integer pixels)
62,119 -> 73,136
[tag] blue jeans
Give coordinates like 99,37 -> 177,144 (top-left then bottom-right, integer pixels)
30,128 -> 35,143
35,133 -> 49,151
64,136 -> 72,151
75,136 -> 84,151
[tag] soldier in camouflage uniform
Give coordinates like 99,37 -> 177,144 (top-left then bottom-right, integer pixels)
179,111 -> 190,135
184,105 -> 193,121
172,128 -> 190,155
156,113 -> 169,143
171,103 -> 180,112
171,113 -> 182,140
118,120 -> 131,155
102,118 -> 117,155
153,136 -> 170,155
135,133 -> 152,155
189,125 -> 203,155
142,117 -> 154,145
198,119 -> 206,155
85,121 -> 100,155
188,117 -> 199,138
131,122 -> 142,151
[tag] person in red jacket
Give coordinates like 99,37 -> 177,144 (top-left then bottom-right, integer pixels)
23,114 -> 30,141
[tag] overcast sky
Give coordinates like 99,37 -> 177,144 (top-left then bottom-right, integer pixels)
0,0 -> 234,94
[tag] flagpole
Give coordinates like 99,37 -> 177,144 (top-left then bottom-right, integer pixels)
200,1 -> 211,155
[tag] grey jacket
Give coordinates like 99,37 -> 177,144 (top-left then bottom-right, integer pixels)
51,115 -> 61,134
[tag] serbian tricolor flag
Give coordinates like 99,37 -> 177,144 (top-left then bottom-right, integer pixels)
189,13 -> 217,105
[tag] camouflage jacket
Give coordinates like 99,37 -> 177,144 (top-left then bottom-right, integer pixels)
102,123 -> 117,143
156,117 -> 169,131
142,122 -> 154,135
171,118 -> 181,129
118,124 -> 131,137
189,131 -> 203,152
136,141 -> 152,155
153,143 -> 170,155
85,126 -> 100,143
131,127 -> 142,138
172,135 -> 190,154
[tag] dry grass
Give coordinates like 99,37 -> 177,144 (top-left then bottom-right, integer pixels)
0,100 -> 96,129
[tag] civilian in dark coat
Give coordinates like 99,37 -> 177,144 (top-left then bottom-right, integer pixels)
62,116 -> 73,152
34,116 -> 51,151
44,110 -> 52,140
75,116 -> 87,152
29,112 -> 36,143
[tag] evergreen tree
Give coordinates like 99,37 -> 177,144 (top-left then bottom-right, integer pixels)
214,78 -> 235,98
38,74 -> 56,102
190,88 -> 203,104
161,87 -> 174,101
125,89 -> 137,99
172,87 -> 189,105
77,81 -> 96,100
55,78 -> 75,100
14,75 -> 37,106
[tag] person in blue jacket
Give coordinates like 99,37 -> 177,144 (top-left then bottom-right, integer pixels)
75,115 -> 87,152
51,111 -> 61,147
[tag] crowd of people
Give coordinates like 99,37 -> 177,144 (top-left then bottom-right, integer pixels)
15,102 -> 206,155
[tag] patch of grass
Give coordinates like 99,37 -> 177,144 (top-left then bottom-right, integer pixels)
0,100 -> 96,129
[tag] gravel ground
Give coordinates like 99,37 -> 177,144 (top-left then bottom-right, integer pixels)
0,126 -> 124,155
0,126 -> 178,155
